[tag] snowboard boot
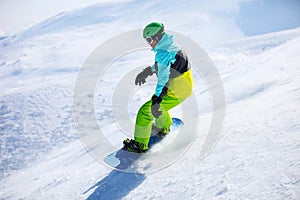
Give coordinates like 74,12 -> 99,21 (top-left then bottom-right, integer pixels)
123,139 -> 148,153
152,124 -> 170,137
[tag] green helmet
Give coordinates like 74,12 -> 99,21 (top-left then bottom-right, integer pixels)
143,22 -> 165,38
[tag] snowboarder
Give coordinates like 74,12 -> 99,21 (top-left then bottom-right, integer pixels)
123,22 -> 194,153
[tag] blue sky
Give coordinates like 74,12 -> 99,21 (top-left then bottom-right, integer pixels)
0,0 -> 299,38
237,0 -> 300,36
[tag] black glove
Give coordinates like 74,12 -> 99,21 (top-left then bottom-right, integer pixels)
135,66 -> 153,86
151,95 -> 162,118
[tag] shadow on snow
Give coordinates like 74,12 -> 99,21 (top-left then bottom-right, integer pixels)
84,170 -> 146,200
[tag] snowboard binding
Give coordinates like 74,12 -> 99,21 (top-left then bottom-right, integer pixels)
122,139 -> 148,153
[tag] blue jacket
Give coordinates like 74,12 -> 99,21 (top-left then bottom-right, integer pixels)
151,33 -> 180,96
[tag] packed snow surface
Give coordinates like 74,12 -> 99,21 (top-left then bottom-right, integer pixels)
0,1 -> 299,199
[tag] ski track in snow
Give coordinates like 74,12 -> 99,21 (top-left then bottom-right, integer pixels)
0,86 -> 77,179
0,1 -> 300,199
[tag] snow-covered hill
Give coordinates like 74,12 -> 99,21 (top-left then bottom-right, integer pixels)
1,1 -> 299,199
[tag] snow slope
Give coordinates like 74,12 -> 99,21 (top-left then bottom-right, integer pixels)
1,1 -> 300,199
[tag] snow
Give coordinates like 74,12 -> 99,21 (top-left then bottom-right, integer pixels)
1,1 -> 300,199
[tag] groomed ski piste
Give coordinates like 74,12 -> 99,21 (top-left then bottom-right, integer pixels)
0,1 -> 299,199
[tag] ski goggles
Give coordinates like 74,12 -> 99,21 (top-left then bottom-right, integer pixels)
145,36 -> 155,44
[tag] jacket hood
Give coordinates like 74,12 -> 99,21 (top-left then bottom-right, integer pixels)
153,33 -> 179,53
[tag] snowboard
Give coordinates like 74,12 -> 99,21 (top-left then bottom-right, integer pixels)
103,118 -> 183,170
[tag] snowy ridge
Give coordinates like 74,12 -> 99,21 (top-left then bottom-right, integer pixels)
0,1 -> 299,199
14,3 -> 119,42
212,27 -> 300,55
